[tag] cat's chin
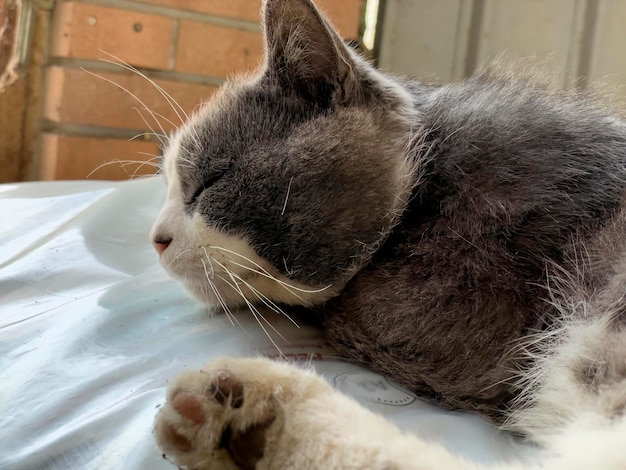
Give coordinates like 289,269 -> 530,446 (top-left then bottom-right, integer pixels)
171,274 -> 240,310
183,284 -> 223,310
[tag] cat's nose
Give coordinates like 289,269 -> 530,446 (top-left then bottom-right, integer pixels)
153,236 -> 172,255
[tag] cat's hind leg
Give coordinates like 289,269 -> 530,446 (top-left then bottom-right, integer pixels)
504,285 -> 626,468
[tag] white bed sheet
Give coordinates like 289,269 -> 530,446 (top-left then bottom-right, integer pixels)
0,177 -> 538,469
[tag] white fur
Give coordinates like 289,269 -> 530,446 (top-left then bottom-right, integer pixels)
151,130 -> 340,309
154,356 -> 626,469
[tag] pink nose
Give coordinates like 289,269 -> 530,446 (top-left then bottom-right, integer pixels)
153,237 -> 172,255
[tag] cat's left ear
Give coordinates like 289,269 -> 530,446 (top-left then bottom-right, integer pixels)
262,0 -> 362,105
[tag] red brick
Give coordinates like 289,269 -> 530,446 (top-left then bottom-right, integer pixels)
175,20 -> 264,77
43,66 -> 216,132
134,0 -> 262,22
315,0 -> 364,38
40,133 -> 160,180
51,2 -> 173,70
133,0 -> 363,38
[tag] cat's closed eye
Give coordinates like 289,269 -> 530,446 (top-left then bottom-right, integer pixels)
187,172 -> 226,205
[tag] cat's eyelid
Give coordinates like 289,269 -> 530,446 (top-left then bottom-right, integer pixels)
187,170 -> 229,205
188,185 -> 207,205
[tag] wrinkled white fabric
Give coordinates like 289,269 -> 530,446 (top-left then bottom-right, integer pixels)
0,177 -> 536,469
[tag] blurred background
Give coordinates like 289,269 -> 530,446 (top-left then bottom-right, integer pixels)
1,0 -> 625,183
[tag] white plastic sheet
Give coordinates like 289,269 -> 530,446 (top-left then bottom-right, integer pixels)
0,177 -> 537,469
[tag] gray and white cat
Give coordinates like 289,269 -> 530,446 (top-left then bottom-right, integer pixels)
151,0 -> 626,468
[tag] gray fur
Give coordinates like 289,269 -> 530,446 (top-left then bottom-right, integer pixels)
162,0 -> 626,431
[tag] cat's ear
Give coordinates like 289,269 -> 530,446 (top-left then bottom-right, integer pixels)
262,0 -> 361,105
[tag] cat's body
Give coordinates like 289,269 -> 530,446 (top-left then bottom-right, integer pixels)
321,72 -> 626,422
151,0 -> 626,467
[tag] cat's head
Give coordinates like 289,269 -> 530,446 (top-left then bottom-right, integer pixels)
150,0 -> 417,309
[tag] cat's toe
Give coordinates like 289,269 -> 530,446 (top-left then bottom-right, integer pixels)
208,370 -> 245,408
171,390 -> 207,424
154,368 -> 238,469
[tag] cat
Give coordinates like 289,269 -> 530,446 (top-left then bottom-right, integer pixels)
150,0 -> 626,468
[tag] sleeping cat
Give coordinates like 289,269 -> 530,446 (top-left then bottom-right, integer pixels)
150,0 -> 626,468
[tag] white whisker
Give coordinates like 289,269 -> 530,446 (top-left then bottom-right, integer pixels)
81,67 -> 169,143
281,176 -> 293,216
212,261 -> 286,356
98,52 -> 189,124
201,258 -> 235,327
141,106 -> 179,130
219,272 -> 289,355
135,152 -> 162,163
169,248 -> 192,267
86,158 -> 158,179
201,248 -> 299,327
201,247 -> 215,279
209,256 -> 294,340
131,106 -> 169,146
129,133 -> 166,143
219,271 -> 293,344
118,157 -> 161,178
208,245 -> 332,294
241,281 -> 300,328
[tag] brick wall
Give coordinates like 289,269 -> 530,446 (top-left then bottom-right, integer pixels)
41,0 -> 365,180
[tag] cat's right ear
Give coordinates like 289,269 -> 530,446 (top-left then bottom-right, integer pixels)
261,0 -> 361,106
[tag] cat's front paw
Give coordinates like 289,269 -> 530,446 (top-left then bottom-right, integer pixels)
154,357 -> 316,470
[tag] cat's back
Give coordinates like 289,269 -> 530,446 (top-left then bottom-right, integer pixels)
407,72 -> 626,253
395,71 -> 626,311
